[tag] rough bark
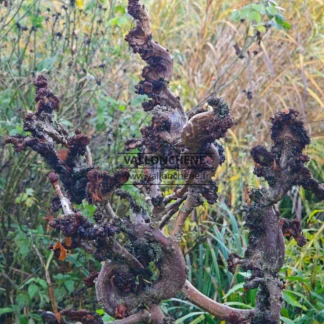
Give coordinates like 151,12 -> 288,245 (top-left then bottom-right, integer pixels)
228,110 -> 324,323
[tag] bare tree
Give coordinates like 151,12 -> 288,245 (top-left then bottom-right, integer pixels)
5,1 -> 324,323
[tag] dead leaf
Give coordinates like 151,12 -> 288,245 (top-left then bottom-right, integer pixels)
53,241 -> 68,261
65,236 -> 72,247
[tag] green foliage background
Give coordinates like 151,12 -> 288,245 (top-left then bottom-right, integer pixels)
0,0 -> 323,323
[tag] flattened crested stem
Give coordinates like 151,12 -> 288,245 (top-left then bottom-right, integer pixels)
125,0 -> 186,121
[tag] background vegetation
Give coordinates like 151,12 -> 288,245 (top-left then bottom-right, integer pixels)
0,0 -> 323,323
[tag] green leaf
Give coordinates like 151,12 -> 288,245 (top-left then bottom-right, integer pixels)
283,291 -> 307,310
36,278 -> 48,289
114,5 -> 126,14
107,17 -> 119,26
118,104 -> 126,112
16,292 -> 31,308
175,312 -> 207,324
130,95 -> 148,107
256,25 -> 267,33
60,120 -> 74,127
9,126 -> 24,136
285,290 -> 315,309
275,14 -> 291,30
28,283 -> 39,299
64,280 -> 74,294
30,15 -> 44,28
36,57 -> 57,72
14,232 -> 30,256
18,315 -> 28,324
116,15 -> 129,27
15,193 -> 28,204
308,209 -> 324,222
54,287 -> 67,303
96,309 -> 116,322
0,308 -> 13,316
275,13 -> 286,23
222,282 -> 245,299
21,278 -> 35,288
107,15 -> 129,27
85,0 -> 97,10
280,316 -> 295,324
96,309 -> 105,315
249,10 -> 261,23
81,201 -> 97,217
281,307 -> 289,318
251,4 -> 266,14
284,276 -> 309,284
25,188 -> 34,196
266,6 -> 278,16
102,314 -> 115,322
230,10 -> 241,21
36,224 -> 44,235
188,314 -> 205,324
54,273 -> 65,281
268,20 -> 281,30
281,21 -> 291,30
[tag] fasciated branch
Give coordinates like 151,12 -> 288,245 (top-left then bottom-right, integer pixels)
125,0 -> 186,121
